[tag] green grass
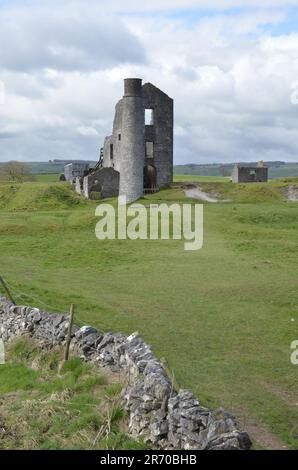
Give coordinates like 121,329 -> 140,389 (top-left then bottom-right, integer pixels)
174,174 -> 229,183
0,173 -> 60,184
175,179 -> 298,203
0,182 -> 89,211
0,182 -> 297,449
0,338 -> 146,450
34,173 -> 61,182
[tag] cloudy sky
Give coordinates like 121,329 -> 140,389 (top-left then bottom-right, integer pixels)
1,0 -> 298,164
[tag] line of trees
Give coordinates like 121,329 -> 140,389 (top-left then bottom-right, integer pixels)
0,161 -> 32,182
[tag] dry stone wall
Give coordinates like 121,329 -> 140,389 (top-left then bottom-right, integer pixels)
0,297 -> 251,450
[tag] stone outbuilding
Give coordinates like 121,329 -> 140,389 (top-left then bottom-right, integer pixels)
231,164 -> 268,183
64,162 -> 89,182
82,167 -> 120,199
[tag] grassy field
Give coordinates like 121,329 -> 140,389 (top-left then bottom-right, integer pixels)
0,180 -> 297,449
0,173 -> 60,184
174,174 -> 229,182
0,338 -> 144,450
0,182 -> 86,211
178,178 -> 298,203
34,173 -> 60,182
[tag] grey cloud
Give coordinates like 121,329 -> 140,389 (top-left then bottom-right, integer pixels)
0,131 -> 19,139
0,72 -> 60,100
0,8 -> 146,72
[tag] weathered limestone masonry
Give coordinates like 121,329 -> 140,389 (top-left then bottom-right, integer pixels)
0,297 -> 251,450
73,78 -> 174,203
231,164 -> 268,183
119,78 -> 145,203
103,78 -> 174,202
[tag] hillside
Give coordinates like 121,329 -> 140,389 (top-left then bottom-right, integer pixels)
0,182 -> 90,211
173,178 -> 298,203
174,162 -> 298,179
0,180 -> 297,449
0,178 -> 297,212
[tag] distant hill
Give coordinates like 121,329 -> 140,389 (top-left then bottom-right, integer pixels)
0,160 -> 97,175
1,160 -> 298,179
174,162 -> 298,179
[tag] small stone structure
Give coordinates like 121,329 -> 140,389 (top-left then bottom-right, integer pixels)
75,78 -> 174,203
231,164 -> 268,183
0,296 -> 251,450
64,162 -> 90,182
83,167 -> 120,199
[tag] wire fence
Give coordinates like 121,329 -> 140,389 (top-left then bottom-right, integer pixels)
3,280 -> 66,314
0,276 -> 127,424
0,277 -> 138,365
0,277 -> 178,429
0,276 -> 91,328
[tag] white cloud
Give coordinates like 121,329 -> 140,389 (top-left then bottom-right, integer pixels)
68,0 -> 298,12
77,126 -> 99,136
0,80 -> 5,106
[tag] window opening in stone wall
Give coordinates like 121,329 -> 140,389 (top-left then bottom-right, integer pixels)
145,109 -> 154,125
146,142 -> 154,159
249,169 -> 256,181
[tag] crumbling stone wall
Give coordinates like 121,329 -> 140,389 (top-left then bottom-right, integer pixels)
64,162 -> 89,182
75,176 -> 82,195
142,83 -> 173,190
82,167 -> 119,199
0,297 -> 251,450
74,169 -> 119,199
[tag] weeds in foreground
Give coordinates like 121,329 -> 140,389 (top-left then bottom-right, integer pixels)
0,338 -> 147,450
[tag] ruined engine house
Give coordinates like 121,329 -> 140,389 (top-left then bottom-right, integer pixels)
74,78 -> 173,203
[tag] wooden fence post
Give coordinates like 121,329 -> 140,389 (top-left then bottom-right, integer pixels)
0,276 -> 16,305
64,304 -> 74,361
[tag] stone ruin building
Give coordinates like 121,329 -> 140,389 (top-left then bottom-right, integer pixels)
64,162 -> 90,181
71,78 -> 174,203
231,163 -> 268,183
